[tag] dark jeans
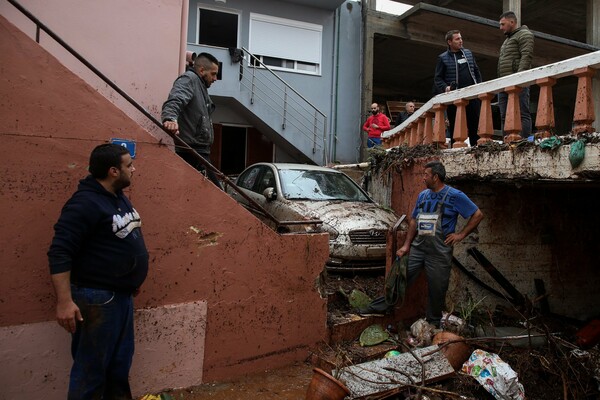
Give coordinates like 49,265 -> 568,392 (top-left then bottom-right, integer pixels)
69,286 -> 134,400
367,137 -> 382,148
498,87 -> 532,138
177,149 -> 224,190
446,98 -> 481,146
406,237 -> 453,327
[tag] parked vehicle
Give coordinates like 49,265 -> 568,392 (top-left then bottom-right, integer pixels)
226,163 -> 399,272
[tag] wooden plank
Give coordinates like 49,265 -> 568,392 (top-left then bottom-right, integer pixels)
335,345 -> 454,399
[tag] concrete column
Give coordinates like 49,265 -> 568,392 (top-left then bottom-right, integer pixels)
452,99 -> 469,148
503,86 -> 523,143
535,77 -> 557,139
432,104 -> 448,148
502,0 -> 521,22
587,0 -> 600,45
587,0 -> 600,131
477,93 -> 495,145
417,116 -> 425,145
361,0 -> 375,160
573,67 -> 596,135
423,112 -> 434,144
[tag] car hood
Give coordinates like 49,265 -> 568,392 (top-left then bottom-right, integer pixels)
286,200 -> 398,230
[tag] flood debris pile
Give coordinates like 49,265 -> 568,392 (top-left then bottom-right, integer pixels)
321,272 -> 600,400
368,145 -> 442,175
369,132 -> 600,174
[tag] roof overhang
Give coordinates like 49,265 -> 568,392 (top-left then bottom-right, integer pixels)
280,0 -> 346,11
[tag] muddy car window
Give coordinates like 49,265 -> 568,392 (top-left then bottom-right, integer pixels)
279,170 -> 369,202
238,167 -> 260,190
257,169 -> 276,193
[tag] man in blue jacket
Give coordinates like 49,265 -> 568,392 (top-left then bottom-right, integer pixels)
433,30 -> 482,146
162,52 -> 222,189
48,143 -> 149,399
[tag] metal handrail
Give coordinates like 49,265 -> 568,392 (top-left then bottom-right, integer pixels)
6,0 -> 321,230
239,48 -> 329,163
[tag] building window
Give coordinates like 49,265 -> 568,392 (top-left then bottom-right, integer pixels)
197,8 -> 239,48
255,55 -> 318,73
249,13 -> 322,75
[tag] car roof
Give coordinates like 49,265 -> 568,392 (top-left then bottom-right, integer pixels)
252,163 -> 343,173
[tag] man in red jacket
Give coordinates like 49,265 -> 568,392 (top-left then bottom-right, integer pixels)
362,102 -> 390,148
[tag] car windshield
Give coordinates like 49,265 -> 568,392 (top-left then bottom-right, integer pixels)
279,169 -> 370,202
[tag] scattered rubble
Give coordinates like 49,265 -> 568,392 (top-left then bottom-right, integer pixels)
318,272 -> 600,399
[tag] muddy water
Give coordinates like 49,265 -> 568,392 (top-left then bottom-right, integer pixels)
155,362 -> 315,400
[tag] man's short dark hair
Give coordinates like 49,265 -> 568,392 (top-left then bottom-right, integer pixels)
425,161 -> 446,182
445,30 -> 460,42
194,52 -> 219,69
499,11 -> 517,22
89,143 -> 129,179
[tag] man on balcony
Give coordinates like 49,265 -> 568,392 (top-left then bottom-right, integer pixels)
498,11 -> 535,139
433,30 -> 482,146
394,101 -> 416,127
363,102 -> 391,148
162,52 -> 223,189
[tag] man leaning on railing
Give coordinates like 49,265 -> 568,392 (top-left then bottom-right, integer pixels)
497,11 -> 535,139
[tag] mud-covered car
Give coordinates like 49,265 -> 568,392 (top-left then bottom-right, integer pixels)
226,163 -> 399,272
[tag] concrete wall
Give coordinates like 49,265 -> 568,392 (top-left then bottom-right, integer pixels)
381,151 -> 600,324
0,0 -> 184,147
0,15 -> 329,398
187,0 -> 363,164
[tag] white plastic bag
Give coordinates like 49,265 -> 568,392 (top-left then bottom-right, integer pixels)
461,349 -> 525,400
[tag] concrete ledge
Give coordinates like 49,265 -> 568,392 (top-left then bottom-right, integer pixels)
441,142 -> 600,182
0,301 -> 207,400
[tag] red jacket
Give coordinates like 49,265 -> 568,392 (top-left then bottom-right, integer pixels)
362,113 -> 391,138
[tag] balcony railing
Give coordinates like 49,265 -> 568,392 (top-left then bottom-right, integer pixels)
382,51 -> 600,149
238,48 -> 328,164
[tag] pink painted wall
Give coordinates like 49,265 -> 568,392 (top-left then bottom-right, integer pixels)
0,0 -> 183,145
0,14 -> 329,395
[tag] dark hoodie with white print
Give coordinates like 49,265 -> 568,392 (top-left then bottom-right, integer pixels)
48,175 -> 149,293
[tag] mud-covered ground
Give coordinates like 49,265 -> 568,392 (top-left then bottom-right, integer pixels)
149,271 -> 600,400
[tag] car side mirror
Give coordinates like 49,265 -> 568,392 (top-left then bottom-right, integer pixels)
262,187 -> 277,201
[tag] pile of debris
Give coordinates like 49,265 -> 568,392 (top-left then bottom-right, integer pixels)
318,272 -> 600,399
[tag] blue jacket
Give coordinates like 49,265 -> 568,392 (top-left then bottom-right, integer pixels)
48,176 -> 149,293
433,48 -> 481,94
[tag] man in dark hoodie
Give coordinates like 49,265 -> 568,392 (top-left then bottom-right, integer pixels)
498,11 -> 534,139
162,52 -> 223,189
433,30 -> 482,146
48,143 -> 148,399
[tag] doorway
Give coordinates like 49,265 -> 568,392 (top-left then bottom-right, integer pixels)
220,126 -> 247,175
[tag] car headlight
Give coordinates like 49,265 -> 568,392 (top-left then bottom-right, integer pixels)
320,222 -> 339,240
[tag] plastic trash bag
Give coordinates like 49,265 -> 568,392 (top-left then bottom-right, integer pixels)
359,324 -> 389,346
539,136 -> 562,150
348,289 -> 372,310
569,139 -> 585,168
461,349 -> 525,400
385,256 -> 408,307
